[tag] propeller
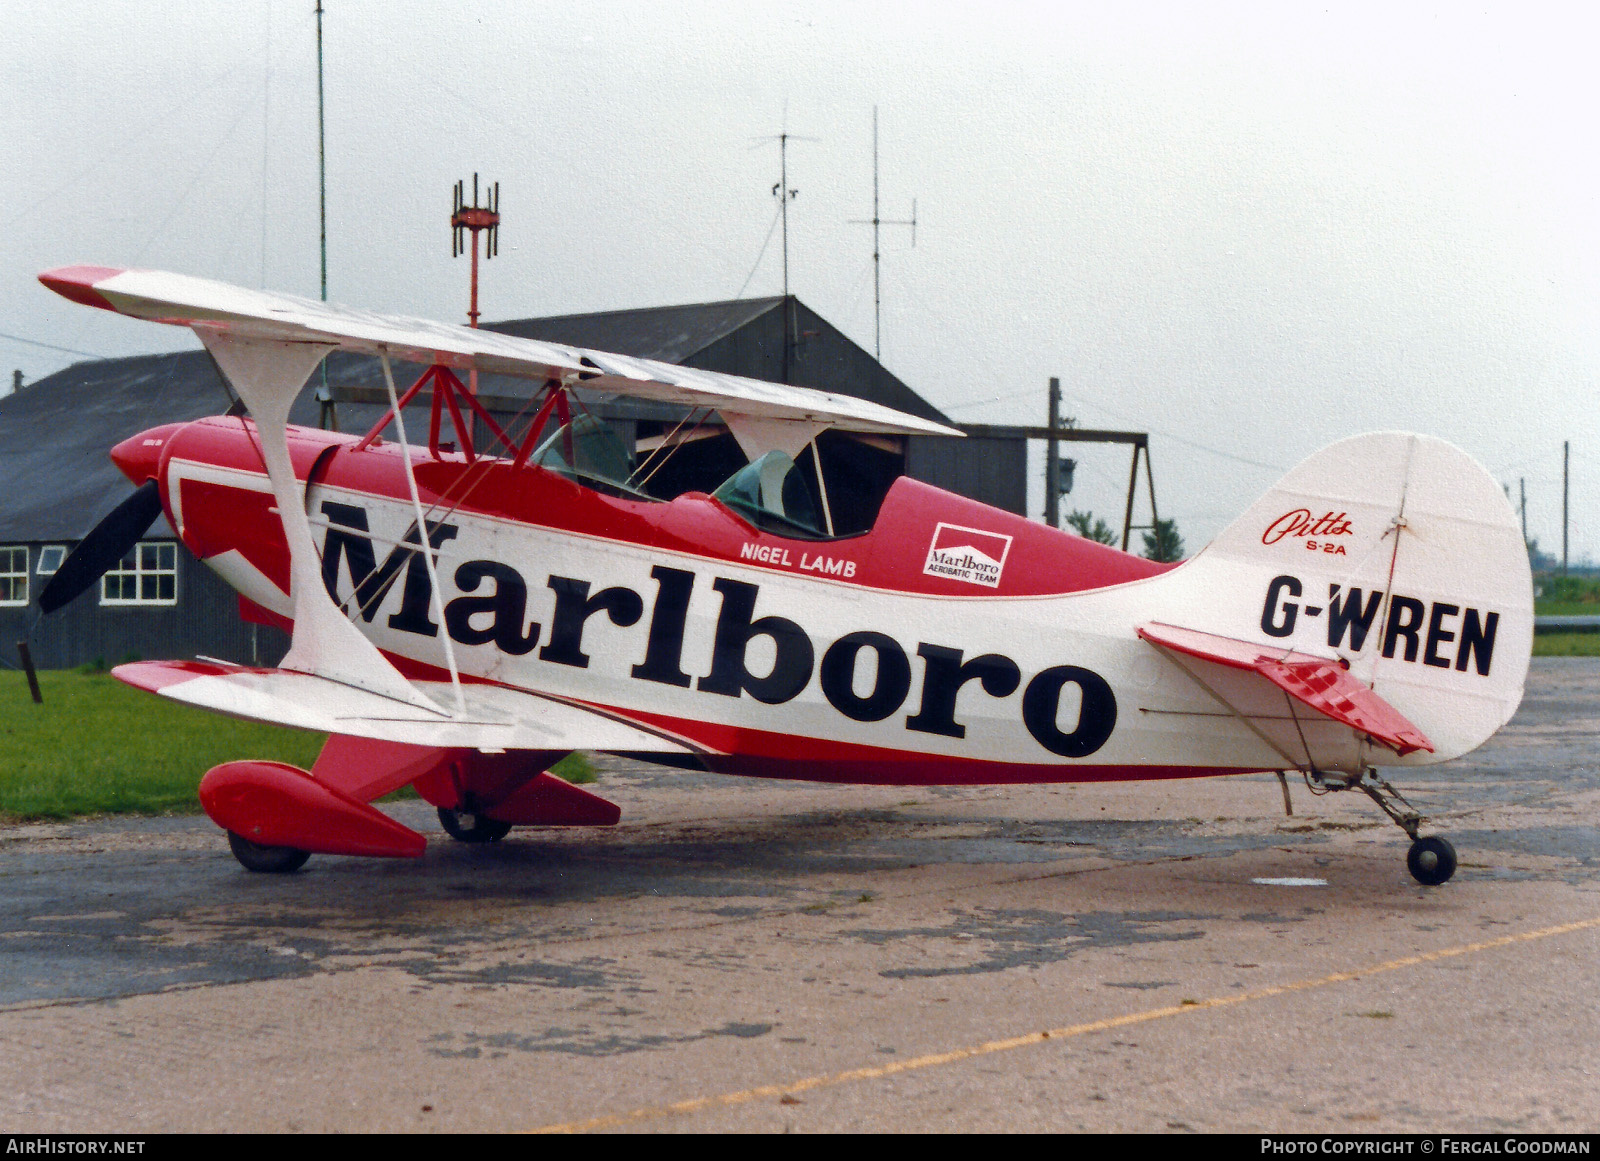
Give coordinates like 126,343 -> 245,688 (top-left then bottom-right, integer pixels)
39,480 -> 165,614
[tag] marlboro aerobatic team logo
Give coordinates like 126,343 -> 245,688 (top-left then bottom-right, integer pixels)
923,522 -> 1013,588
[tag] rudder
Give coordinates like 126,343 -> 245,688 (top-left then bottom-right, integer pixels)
1170,432 -> 1532,763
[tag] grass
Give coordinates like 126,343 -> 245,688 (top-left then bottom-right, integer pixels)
1534,574 -> 1600,616
1531,633 -> 1600,657
0,670 -> 326,819
1530,574 -> 1600,654
1,670 -> 597,820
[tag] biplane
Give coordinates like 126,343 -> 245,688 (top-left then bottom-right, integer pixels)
36,265 -> 1532,884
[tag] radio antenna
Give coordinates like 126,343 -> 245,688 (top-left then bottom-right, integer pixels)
752,124 -> 818,299
451,173 -> 500,399
849,107 -> 917,362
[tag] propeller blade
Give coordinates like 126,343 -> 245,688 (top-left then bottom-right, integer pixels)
39,480 -> 165,614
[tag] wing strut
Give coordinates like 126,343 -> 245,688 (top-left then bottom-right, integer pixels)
193,327 -> 441,713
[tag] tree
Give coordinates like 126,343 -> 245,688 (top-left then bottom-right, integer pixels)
1142,518 -> 1185,562
1066,510 -> 1117,545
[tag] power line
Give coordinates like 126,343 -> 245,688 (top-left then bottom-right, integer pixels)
131,86 -> 260,263
3,62 -> 255,230
0,331 -> 107,360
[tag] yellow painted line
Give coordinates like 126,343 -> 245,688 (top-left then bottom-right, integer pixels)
528,914 -> 1600,1134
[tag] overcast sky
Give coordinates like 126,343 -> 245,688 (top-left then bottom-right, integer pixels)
4,1 -> 1597,555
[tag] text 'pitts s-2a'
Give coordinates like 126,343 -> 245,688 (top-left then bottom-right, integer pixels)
37,265 -> 1533,885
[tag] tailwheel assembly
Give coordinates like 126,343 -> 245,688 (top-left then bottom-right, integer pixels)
437,807 -> 513,844
227,831 -> 311,874
1300,767 -> 1458,886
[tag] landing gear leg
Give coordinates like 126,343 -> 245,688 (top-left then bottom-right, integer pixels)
1351,769 -> 1457,886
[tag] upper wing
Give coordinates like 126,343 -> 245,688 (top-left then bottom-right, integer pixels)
1137,622 -> 1433,757
39,265 -> 962,438
116,659 -> 698,754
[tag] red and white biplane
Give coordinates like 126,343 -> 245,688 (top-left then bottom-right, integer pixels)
37,265 -> 1532,884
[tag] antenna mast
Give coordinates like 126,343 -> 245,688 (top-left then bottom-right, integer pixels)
755,126 -> 818,299
451,173 -> 500,400
849,107 -> 917,362
315,1 -> 326,303
315,1 -> 332,428
451,173 -> 500,328
754,124 -> 817,383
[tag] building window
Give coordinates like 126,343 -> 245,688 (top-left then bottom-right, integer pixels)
101,542 -> 178,606
36,545 -> 66,575
0,547 -> 26,606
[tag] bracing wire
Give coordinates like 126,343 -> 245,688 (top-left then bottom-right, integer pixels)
379,351 -> 464,714
735,207 -> 784,299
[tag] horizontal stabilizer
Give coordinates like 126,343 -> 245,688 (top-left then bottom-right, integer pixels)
485,771 -> 622,827
114,660 -> 694,755
1138,622 -> 1434,757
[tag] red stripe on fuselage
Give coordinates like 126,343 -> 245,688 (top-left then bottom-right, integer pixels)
157,416 -> 1172,598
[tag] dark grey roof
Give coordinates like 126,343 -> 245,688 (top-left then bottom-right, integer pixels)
0,350 -> 326,541
0,294 -> 951,543
485,297 -> 784,363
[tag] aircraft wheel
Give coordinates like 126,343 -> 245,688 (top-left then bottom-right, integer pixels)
227,831 -> 311,874
1407,836 -> 1457,886
437,807 -> 513,843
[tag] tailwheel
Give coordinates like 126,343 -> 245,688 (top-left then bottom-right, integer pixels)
437,807 -> 513,844
1407,836 -> 1457,886
1345,768 -> 1458,887
227,831 -> 311,874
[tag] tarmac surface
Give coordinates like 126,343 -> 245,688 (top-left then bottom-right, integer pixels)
0,658 -> 1597,1133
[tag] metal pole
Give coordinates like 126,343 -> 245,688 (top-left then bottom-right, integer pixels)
16,641 -> 41,705
1143,437 -> 1159,527
1045,377 -> 1061,528
1520,477 -> 1527,546
469,176 -> 481,328
316,1 -> 326,303
315,1 -> 331,429
872,108 -> 881,361
1563,440 -> 1569,575
780,134 -> 789,300
1121,443 -> 1141,552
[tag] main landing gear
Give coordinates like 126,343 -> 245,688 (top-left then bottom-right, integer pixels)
437,806 -> 512,844
1301,767 -> 1457,886
227,831 -> 311,874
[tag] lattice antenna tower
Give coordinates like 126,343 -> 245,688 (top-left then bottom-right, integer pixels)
849,107 -> 917,362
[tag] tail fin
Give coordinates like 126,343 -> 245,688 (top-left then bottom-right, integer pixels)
1171,432 -> 1532,763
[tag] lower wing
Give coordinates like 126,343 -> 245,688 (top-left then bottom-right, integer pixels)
115,660 -> 696,755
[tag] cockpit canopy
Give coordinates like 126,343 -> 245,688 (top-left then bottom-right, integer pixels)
528,414 -> 650,500
710,450 -> 827,538
528,413 -> 889,539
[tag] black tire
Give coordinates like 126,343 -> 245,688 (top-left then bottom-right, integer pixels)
1407,836 -> 1457,886
437,807 -> 512,843
227,830 -> 311,874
